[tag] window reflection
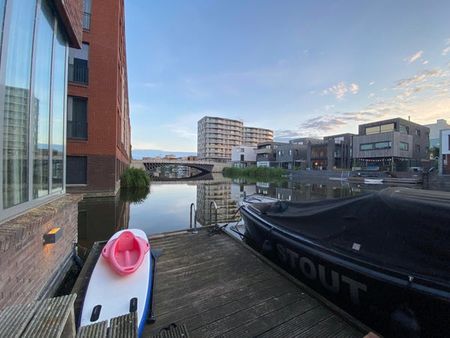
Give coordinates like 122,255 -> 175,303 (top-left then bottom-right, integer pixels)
52,29 -> 67,192
32,0 -> 54,198
2,0 -> 37,208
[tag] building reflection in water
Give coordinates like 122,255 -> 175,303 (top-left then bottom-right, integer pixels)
77,193 -> 130,250
196,181 -> 240,226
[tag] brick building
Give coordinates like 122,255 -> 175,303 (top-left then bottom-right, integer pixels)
66,0 -> 131,196
0,0 -> 83,309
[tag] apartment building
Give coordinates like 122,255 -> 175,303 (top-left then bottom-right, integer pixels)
0,0 -> 83,309
243,126 -> 273,146
66,0 -> 131,196
353,118 -> 430,171
197,116 -> 243,162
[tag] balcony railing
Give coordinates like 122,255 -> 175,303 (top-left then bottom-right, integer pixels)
68,61 -> 89,85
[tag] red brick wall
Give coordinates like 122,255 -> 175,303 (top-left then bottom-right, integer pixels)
53,0 -> 83,48
67,0 -> 131,194
67,155 -> 117,195
0,195 -> 82,310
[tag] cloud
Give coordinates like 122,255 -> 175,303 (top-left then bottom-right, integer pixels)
404,50 -> 423,64
369,81 -> 375,86
442,39 -> 450,56
349,83 -> 359,94
422,60 -> 429,65
322,81 -> 359,100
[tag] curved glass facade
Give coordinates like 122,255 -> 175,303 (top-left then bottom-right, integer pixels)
0,0 -> 68,219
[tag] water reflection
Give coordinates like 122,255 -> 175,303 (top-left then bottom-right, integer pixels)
77,175 -> 373,250
78,194 -> 130,250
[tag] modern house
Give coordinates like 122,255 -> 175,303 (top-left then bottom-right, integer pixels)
322,133 -> 354,170
0,0 -> 83,309
439,129 -> 450,175
66,0 -> 131,196
256,141 -> 287,167
352,118 -> 430,171
197,116 -> 273,162
425,119 -> 450,149
231,146 -> 257,167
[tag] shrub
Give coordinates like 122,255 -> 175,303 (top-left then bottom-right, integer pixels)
120,167 -> 150,188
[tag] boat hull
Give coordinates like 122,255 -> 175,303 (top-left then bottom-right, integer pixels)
241,207 -> 450,337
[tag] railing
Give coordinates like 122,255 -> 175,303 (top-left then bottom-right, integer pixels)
189,203 -> 198,234
68,62 -> 89,85
209,201 -> 218,227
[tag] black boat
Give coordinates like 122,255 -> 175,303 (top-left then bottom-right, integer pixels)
240,188 -> 450,337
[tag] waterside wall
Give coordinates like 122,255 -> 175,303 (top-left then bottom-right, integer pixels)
0,194 -> 82,310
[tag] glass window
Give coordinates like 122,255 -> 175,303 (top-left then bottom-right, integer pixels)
400,142 -> 409,151
2,0 -> 37,208
415,129 -> 421,136
360,143 -> 374,151
67,96 -> 88,139
380,123 -> 394,132
399,124 -> 409,134
415,144 -> 420,153
67,156 -> 87,184
375,141 -> 391,149
365,126 -> 380,135
68,43 -> 89,84
32,0 -> 54,199
51,28 -> 67,192
0,0 -> 6,53
83,0 -> 92,30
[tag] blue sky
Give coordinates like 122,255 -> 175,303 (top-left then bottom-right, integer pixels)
125,0 -> 450,152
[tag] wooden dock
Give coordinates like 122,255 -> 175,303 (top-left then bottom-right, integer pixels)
143,228 -> 371,337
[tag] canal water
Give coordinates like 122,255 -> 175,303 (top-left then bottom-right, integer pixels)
77,174 -> 382,251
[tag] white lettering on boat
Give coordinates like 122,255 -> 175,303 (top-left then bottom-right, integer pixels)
276,243 -> 367,305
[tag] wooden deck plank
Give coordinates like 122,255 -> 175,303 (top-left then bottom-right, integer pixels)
109,312 -> 138,338
0,302 -> 38,337
21,294 -> 77,338
76,320 -> 108,338
257,306 -> 333,338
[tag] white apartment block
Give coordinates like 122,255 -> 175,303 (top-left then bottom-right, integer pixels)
197,116 -> 244,162
243,126 -> 273,146
197,116 -> 274,162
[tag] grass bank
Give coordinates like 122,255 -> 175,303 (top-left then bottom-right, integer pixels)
223,166 -> 286,178
120,167 -> 150,188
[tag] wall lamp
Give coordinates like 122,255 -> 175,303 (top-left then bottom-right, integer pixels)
43,227 -> 63,245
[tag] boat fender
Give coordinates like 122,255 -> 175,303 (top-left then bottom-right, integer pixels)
390,307 -> 420,338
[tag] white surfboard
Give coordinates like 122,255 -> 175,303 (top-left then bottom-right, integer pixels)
80,229 -> 152,335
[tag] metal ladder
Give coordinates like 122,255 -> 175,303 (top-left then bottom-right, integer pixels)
189,201 -> 219,234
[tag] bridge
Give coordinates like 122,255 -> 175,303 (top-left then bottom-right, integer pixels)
131,159 -> 231,181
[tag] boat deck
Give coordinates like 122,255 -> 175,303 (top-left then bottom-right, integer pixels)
143,228 -> 371,337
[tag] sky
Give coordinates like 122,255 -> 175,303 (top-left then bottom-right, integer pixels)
125,0 -> 450,152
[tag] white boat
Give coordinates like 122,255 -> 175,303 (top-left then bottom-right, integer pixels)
80,229 -> 152,336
